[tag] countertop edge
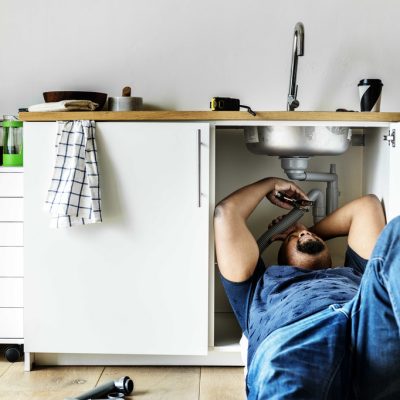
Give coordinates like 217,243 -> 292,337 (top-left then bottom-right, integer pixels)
18,111 -> 400,122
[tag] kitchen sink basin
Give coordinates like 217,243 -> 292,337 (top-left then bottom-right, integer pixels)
244,126 -> 352,157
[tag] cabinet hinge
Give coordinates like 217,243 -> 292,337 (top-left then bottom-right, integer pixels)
384,128 -> 396,147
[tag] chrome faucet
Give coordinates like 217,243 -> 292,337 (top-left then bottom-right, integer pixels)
287,22 -> 304,111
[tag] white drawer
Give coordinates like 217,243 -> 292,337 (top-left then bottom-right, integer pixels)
0,278 -> 23,307
0,173 -> 23,197
0,248 -> 23,276
0,198 -> 23,221
0,223 -> 23,246
0,308 -> 23,338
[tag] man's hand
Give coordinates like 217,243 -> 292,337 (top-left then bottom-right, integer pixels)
266,178 -> 308,210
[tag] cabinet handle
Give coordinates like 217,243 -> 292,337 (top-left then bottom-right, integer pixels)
197,129 -> 201,207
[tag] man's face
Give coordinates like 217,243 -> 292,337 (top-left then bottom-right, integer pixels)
279,229 -> 332,270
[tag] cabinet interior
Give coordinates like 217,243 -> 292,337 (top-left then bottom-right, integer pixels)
213,127 -> 368,348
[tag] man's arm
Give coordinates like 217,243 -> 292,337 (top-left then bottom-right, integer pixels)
214,177 -> 307,282
309,194 -> 386,259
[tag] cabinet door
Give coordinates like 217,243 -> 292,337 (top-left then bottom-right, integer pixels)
24,122 -> 209,355
364,125 -> 400,222
387,123 -> 400,221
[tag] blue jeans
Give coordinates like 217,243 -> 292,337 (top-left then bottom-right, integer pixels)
247,216 -> 400,400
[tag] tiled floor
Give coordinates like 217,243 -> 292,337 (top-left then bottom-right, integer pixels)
0,357 -> 246,399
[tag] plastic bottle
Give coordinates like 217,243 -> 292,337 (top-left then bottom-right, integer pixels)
3,117 -> 23,167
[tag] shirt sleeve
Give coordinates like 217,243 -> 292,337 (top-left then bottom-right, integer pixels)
344,245 -> 368,275
219,258 -> 265,334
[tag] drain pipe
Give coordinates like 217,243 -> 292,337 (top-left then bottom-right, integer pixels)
307,188 -> 325,223
280,157 -> 338,215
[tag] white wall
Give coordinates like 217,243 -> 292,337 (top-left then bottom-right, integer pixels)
1,0 -> 399,115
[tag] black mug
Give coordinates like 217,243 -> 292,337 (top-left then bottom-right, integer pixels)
358,79 -> 383,112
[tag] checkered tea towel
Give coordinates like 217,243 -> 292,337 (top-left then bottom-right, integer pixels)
44,120 -> 102,228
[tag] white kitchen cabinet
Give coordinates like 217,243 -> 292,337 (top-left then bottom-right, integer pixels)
0,168 -> 24,343
24,122 -> 209,357
22,118 -> 400,368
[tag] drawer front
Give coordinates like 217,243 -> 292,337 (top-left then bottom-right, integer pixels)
0,308 -> 23,338
0,278 -> 23,307
0,173 -> 23,197
0,198 -> 23,221
0,247 -> 23,276
0,223 -> 23,246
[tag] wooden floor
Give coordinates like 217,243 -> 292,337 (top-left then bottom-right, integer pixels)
0,357 -> 246,400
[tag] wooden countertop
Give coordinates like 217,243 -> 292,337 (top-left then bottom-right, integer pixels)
18,110 -> 400,122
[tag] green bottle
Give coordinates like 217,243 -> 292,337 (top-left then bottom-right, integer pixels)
3,120 -> 23,167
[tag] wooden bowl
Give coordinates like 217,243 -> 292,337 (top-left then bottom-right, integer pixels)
43,91 -> 107,110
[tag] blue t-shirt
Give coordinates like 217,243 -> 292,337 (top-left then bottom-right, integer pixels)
220,246 -> 368,367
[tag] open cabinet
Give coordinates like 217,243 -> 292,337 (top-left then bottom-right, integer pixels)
212,122 -> 400,359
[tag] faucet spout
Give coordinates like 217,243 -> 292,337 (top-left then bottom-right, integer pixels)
287,22 -> 304,111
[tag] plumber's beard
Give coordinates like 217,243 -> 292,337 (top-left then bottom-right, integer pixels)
296,238 -> 325,255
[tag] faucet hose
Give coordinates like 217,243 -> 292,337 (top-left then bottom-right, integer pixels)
257,188 -> 321,254
257,207 -> 305,254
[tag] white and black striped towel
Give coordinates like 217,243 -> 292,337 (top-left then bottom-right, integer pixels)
44,120 -> 102,228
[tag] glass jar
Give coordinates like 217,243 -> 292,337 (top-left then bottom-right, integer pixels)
3,119 -> 23,167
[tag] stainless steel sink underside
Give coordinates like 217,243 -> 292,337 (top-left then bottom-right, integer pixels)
244,126 -> 351,157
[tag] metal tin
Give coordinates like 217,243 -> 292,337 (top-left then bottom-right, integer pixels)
108,97 -> 143,111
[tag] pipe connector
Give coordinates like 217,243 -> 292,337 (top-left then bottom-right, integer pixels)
280,157 -> 309,180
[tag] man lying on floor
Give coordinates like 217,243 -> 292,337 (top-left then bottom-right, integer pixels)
213,176 -> 400,399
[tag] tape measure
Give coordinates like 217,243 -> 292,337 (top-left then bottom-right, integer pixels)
210,97 -> 256,116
